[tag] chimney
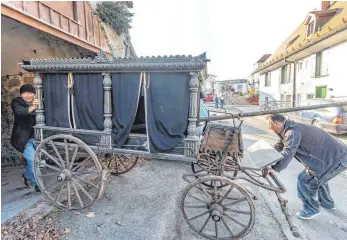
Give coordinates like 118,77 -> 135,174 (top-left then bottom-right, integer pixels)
321,1 -> 330,10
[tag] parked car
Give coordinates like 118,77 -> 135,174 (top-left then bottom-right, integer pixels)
288,98 -> 347,134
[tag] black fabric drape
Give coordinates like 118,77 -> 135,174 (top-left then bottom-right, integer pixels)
73,73 -> 104,144
146,72 -> 190,152
43,74 -> 70,128
111,73 -> 141,147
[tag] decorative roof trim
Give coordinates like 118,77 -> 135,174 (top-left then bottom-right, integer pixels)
252,23 -> 347,74
20,51 -> 210,72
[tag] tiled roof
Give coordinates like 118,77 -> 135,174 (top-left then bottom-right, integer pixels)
255,1 -> 347,73
255,54 -> 271,63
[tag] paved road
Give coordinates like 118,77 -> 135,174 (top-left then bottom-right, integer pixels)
225,105 -> 347,240
46,107 -> 347,240
4,104 -> 346,239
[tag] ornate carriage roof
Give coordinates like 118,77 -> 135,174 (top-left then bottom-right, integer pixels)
20,51 -> 210,73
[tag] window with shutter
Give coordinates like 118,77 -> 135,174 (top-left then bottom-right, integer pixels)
310,55 -> 316,77
281,65 -> 291,83
315,51 -> 329,77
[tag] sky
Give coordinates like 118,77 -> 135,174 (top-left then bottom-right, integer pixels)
129,0 -> 321,80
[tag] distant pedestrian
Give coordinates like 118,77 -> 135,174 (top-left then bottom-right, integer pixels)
11,84 -> 41,192
220,95 -> 225,108
266,114 -> 347,219
214,95 -> 219,108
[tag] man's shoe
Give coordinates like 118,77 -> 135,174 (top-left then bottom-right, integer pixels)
22,174 -> 30,187
34,185 -> 41,193
295,209 -> 321,220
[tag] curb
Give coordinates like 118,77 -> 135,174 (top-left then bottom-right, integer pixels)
2,199 -> 55,226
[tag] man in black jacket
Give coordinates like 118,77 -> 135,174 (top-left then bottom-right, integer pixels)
267,114 -> 347,220
11,84 -> 41,192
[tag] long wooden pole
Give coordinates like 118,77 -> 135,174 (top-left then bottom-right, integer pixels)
198,102 -> 347,122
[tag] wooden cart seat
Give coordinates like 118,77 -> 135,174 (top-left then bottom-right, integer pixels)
199,124 -> 244,156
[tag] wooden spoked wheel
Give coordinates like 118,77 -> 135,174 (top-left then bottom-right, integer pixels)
34,134 -> 104,211
181,176 -> 255,240
101,154 -> 138,176
192,153 -> 238,188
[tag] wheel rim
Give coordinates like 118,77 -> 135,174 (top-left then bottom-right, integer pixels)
101,154 -> 138,175
181,176 -> 255,240
34,134 -> 104,211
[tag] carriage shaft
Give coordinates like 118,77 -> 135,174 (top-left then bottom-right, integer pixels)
198,102 -> 347,122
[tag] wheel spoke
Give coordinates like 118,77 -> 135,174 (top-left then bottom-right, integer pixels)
107,156 -> 113,168
213,181 -> 218,202
64,139 -> 70,170
224,213 -> 248,228
67,181 -> 72,209
117,155 -> 128,169
123,155 -> 136,163
199,214 -> 211,233
71,156 -> 92,171
225,208 -> 251,215
69,144 -> 79,170
37,172 -> 60,177
187,193 -> 210,204
74,175 -> 99,189
72,178 -> 93,201
223,197 -> 247,207
72,181 -> 84,208
197,183 -> 211,200
221,215 -> 234,237
72,170 -> 99,176
115,155 -> 120,173
215,221 -> 218,238
42,163 -> 62,172
39,149 -> 63,169
188,210 -> 210,222
218,185 -> 234,203
49,140 -> 66,168
184,204 -> 207,209
43,180 -> 59,190
55,182 -> 65,202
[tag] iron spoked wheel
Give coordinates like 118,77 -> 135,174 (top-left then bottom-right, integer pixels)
192,153 -> 238,188
34,134 -> 104,211
181,176 -> 255,240
101,154 -> 138,176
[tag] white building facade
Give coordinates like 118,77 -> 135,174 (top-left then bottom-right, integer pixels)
258,40 -> 347,106
253,1 -> 347,107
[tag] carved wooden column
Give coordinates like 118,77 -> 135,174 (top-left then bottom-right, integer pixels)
185,72 -> 199,157
34,73 -> 45,141
102,73 -> 112,146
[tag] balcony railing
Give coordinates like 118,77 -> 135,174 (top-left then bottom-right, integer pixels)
2,1 -> 108,51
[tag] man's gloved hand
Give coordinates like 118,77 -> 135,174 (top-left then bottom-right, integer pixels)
262,167 -> 277,178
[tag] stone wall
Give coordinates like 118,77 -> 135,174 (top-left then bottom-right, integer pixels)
1,73 -> 34,167
1,15 -> 128,167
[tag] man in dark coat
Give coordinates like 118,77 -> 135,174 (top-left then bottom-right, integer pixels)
267,114 -> 347,219
11,84 -> 41,192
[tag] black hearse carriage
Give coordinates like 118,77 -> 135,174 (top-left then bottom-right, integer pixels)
20,51 -> 209,211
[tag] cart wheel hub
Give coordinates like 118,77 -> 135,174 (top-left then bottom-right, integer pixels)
209,204 -> 223,222
57,169 -> 72,182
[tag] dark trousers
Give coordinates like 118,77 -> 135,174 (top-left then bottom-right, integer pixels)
297,170 -> 335,213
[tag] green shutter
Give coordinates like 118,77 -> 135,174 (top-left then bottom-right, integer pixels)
315,86 -> 327,98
